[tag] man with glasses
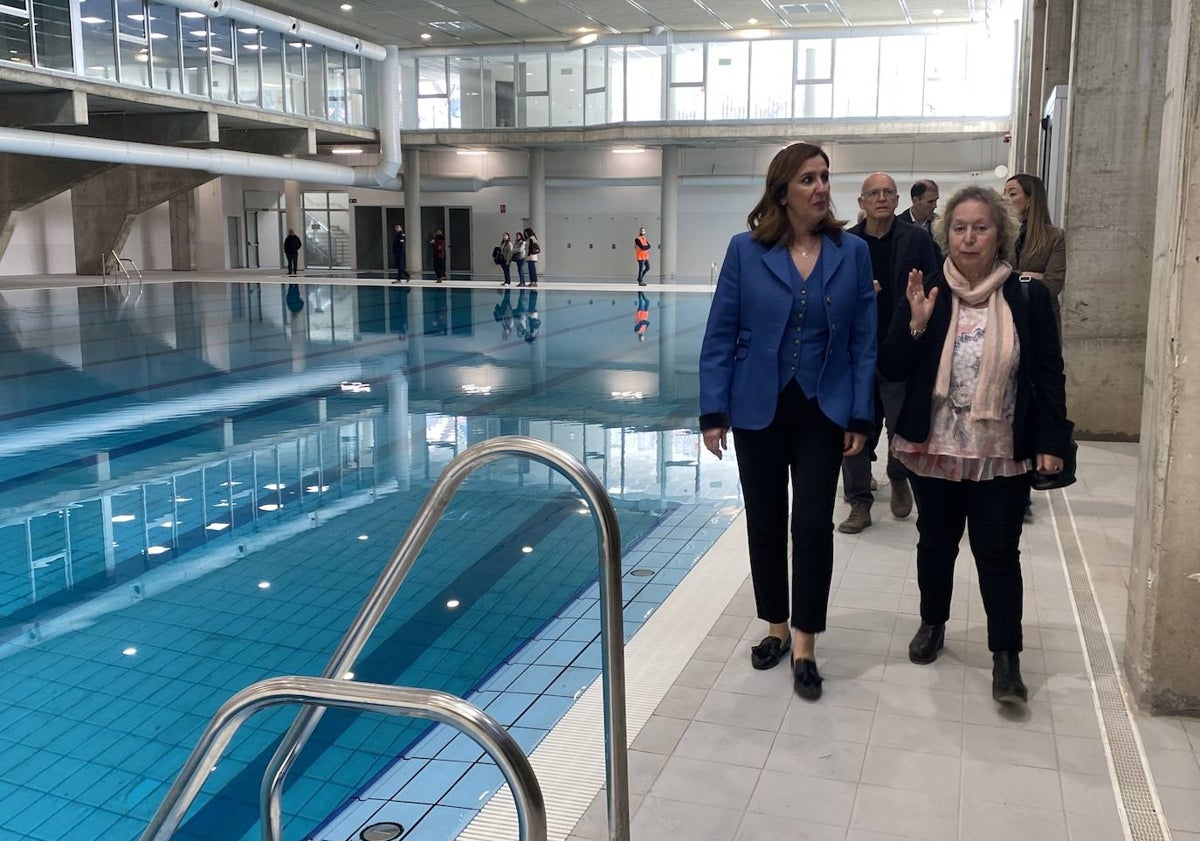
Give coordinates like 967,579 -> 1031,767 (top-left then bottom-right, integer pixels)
838,172 -> 942,534
900,179 -> 940,234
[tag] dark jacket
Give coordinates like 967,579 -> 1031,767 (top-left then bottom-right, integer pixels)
699,229 -> 877,433
283,234 -> 302,255
878,271 -> 1072,461
847,217 -> 942,345
392,230 -> 406,255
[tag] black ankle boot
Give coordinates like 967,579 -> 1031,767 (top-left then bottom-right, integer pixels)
992,651 -> 1028,704
908,622 -> 945,664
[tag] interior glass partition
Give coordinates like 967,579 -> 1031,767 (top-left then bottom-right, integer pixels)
625,46 -> 664,121
148,3 -> 181,91
518,51 -> 549,128
584,46 -> 605,125
749,39 -> 791,119
549,50 -> 583,126
209,19 -> 234,101
80,0 -> 117,80
0,0 -> 32,65
236,24 -> 262,107
706,41 -> 748,120
33,0 -> 73,71
116,0 -> 149,85
182,14 -> 210,96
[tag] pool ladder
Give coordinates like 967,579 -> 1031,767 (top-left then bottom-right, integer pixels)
140,436 -> 632,841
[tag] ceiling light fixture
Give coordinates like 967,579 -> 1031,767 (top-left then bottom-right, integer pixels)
420,32 -> 431,40
340,3 -> 352,9
747,17 -> 758,23
180,10 -> 205,17
330,147 -> 363,154
455,149 -> 488,156
573,32 -> 598,45
738,28 -> 770,38
612,146 -> 645,154
577,26 -> 590,32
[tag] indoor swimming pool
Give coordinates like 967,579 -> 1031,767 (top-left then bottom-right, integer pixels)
0,279 -> 737,841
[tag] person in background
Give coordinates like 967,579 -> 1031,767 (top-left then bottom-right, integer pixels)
512,232 -> 528,286
283,228 -> 302,276
635,227 -> 651,286
1004,173 -> 1067,523
523,227 -> 541,286
900,180 -> 940,235
391,223 -> 409,283
881,185 -> 1071,706
838,172 -> 942,535
497,232 -> 514,286
1005,174 -> 1066,334
429,229 -> 447,283
699,142 -> 877,701
635,290 -> 650,341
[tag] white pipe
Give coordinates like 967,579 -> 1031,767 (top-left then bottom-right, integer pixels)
0,46 -> 401,187
156,0 -> 386,60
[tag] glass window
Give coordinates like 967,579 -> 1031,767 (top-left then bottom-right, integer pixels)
670,42 -> 703,84
80,0 -> 117,80
550,50 -> 583,126
963,25 -> 1016,116
235,24 -> 262,107
208,18 -> 233,101
625,45 -> 663,121
750,40 -> 792,119
32,0 -> 72,71
283,38 -> 304,113
832,37 -> 879,118
260,31 -> 283,110
706,41 -> 747,120
877,35 -> 923,117
326,50 -> 346,122
607,46 -> 624,122
523,94 -> 548,127
306,43 -> 325,116
923,31 -> 966,117
794,82 -> 832,118
482,55 -> 515,127
584,46 -> 605,125
668,86 -> 702,121
0,3 -> 32,67
797,39 -> 832,80
417,55 -> 447,127
148,4 -> 180,91
345,52 -> 363,124
518,51 -> 546,93
181,16 -> 208,95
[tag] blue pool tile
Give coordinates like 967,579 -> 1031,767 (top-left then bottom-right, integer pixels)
311,800 -> 385,841
514,693 -> 575,730
435,731 -> 486,764
506,637 -> 553,665
506,664 -> 562,695
361,757 -> 425,800
476,662 -> 525,693
560,616 -> 602,643
405,726 -> 456,760
440,762 -> 504,809
534,638 -> 588,668
545,666 -> 598,699
395,759 -> 472,805
341,801 -> 430,840
482,692 -> 538,727
403,804 -> 478,841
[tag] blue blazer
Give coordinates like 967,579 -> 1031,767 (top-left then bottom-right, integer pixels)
699,229 -> 877,433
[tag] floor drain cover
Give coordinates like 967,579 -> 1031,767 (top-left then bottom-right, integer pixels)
360,822 -> 404,841
630,568 -> 654,577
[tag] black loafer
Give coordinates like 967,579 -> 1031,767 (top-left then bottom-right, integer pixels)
908,622 -> 945,665
792,657 -> 823,701
992,651 -> 1028,704
750,635 -> 790,670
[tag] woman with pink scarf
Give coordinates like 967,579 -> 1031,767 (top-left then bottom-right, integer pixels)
879,185 -> 1072,706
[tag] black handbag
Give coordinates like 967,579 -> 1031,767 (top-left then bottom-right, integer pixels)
1020,276 -> 1077,491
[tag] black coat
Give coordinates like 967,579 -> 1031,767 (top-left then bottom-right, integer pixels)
848,217 -> 942,343
878,271 -> 1072,462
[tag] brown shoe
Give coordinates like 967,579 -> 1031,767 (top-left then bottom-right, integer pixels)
890,478 -> 913,519
838,501 -> 872,534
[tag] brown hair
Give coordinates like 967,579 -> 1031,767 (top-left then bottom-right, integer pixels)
933,185 -> 1020,265
1006,173 -> 1055,265
747,142 -> 846,246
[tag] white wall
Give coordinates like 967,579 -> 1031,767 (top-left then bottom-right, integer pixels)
0,193 -> 76,276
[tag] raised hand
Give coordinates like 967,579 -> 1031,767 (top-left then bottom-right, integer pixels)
905,269 -> 938,331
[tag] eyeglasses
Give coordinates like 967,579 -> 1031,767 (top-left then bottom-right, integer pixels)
862,189 -> 899,200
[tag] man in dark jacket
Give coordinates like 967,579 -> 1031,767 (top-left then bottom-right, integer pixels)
899,179 -> 940,235
838,172 -> 942,534
391,223 -> 409,282
283,228 -> 302,276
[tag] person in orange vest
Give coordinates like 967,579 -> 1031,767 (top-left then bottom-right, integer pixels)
634,290 -> 650,341
634,227 -> 651,286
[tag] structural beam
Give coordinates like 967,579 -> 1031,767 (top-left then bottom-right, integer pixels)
60,112 -> 220,145
0,91 -> 88,127
221,128 -> 316,156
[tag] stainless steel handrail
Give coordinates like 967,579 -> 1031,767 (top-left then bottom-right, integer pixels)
261,436 -> 630,841
140,676 -> 547,841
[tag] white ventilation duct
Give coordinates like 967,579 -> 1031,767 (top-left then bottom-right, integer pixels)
0,45 -> 401,188
157,0 -> 386,60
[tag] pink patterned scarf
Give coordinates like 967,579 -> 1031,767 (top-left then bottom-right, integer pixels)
935,259 -> 1015,421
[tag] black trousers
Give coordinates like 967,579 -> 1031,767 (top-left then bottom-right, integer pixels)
910,473 -> 1030,652
732,380 -> 845,633
285,251 -> 298,274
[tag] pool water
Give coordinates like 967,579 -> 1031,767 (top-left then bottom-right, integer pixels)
0,280 -> 739,841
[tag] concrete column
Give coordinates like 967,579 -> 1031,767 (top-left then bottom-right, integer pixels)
1059,0 -> 1170,437
659,146 -> 679,283
529,147 -> 546,256
403,148 -> 422,277
1126,0 -> 1200,715
1020,0 -> 1047,177
71,165 -> 213,275
169,191 -> 197,271
0,154 -> 110,264
284,179 -> 304,272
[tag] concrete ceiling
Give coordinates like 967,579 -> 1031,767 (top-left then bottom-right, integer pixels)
255,0 -> 982,49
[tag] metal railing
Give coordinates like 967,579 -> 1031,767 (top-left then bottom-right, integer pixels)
257,436 -> 630,840
139,676 -> 547,841
101,249 -> 144,303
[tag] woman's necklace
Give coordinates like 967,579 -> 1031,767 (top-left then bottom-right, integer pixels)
792,237 -> 819,259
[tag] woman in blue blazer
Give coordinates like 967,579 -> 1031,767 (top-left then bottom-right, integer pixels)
699,142 -> 877,700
